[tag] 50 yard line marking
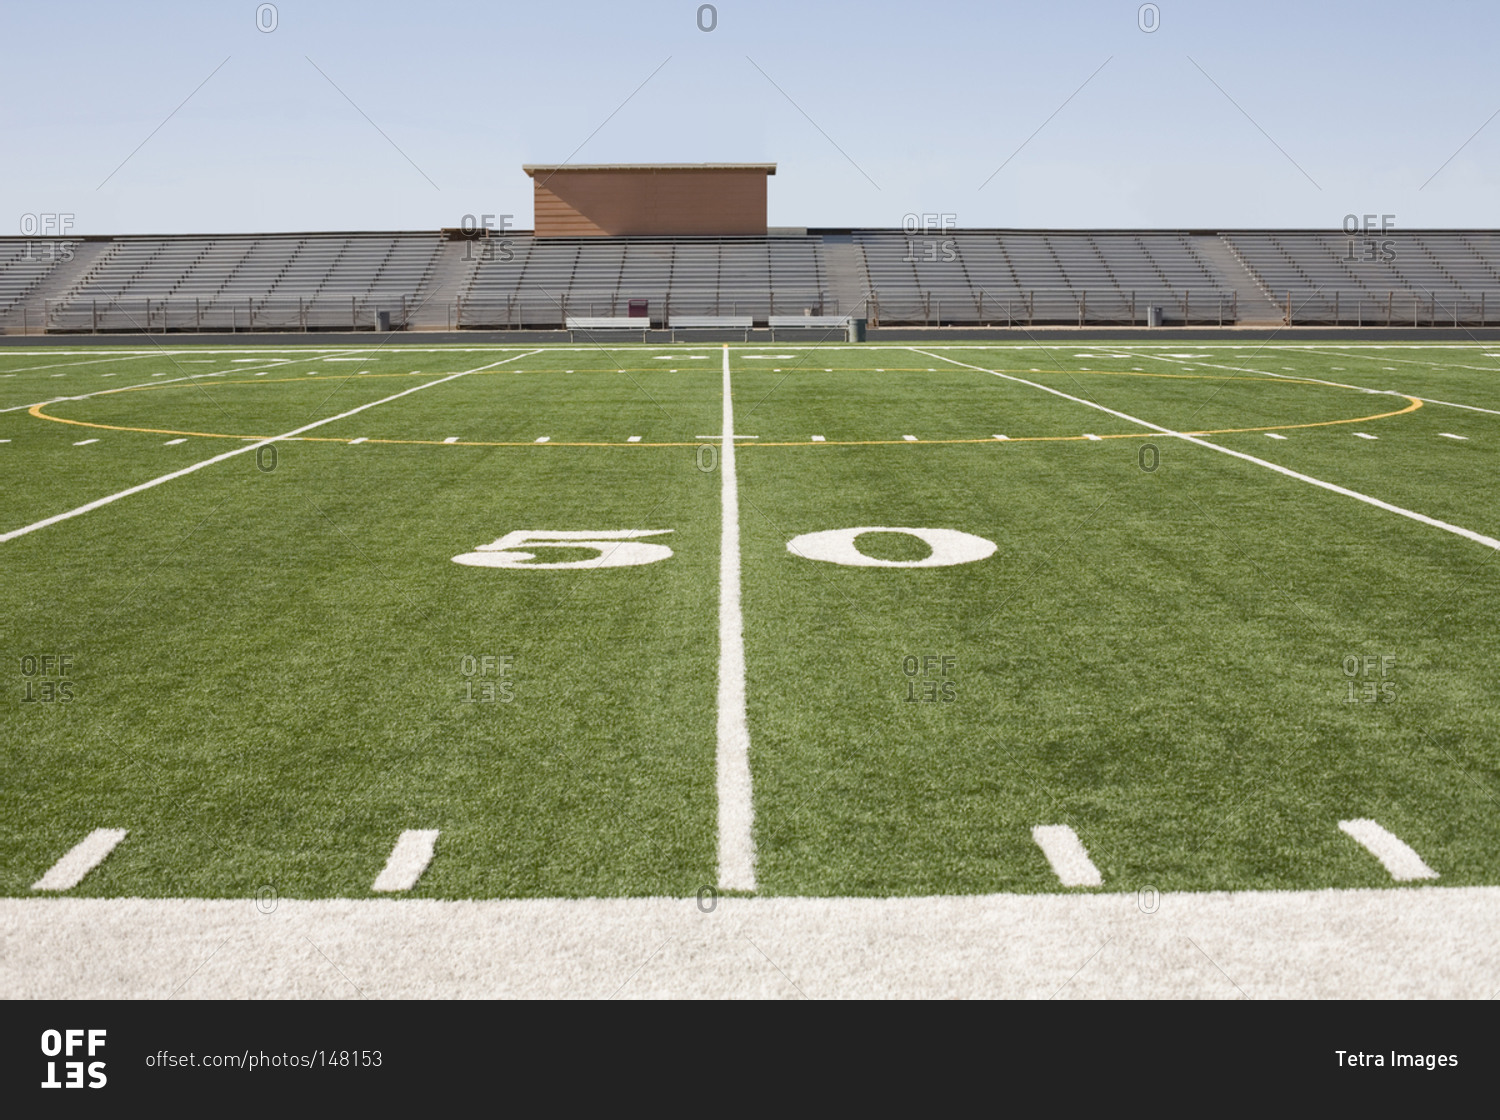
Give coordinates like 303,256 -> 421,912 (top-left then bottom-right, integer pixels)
717,344 -> 757,891
914,348 -> 1500,554
0,353 -> 539,544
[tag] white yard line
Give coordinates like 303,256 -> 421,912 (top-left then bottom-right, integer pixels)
1,370 -> 225,415
371,830 -> 441,892
1339,819 -> 1439,881
0,353 -> 156,375
1032,825 -> 1103,887
31,830 -> 128,891
717,344 -> 756,892
1142,348 -> 1500,419
0,352 -> 340,415
0,353 -> 538,544
915,348 -> 1500,555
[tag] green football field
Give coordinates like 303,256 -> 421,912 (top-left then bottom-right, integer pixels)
4,339 -> 1499,901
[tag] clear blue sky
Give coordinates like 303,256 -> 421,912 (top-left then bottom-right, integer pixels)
6,0 -> 1499,234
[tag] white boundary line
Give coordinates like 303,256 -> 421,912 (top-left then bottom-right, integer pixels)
914,348 -> 1500,554
31,829 -> 129,891
717,344 -> 756,891
7,887 -> 1497,998
0,352 -> 538,544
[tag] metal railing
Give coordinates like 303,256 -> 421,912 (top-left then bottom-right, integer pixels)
456,289 -> 833,329
1278,289 -> 1500,327
0,295 -> 417,334
8,286 -> 1500,333
861,289 -> 1238,327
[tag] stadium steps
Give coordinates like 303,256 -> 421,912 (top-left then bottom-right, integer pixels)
404,238 -> 478,330
819,234 -> 872,318
7,239 -> 116,333
1194,234 -> 1283,323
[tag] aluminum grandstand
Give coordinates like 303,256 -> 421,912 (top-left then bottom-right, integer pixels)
4,228 -> 1500,333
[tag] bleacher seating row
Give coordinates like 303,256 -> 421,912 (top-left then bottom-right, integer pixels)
1221,232 -> 1500,324
457,235 -> 829,328
6,229 -> 1500,331
0,241 -> 66,313
854,230 -> 1233,324
14,233 -> 440,331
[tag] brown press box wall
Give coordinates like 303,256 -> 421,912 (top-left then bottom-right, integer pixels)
525,164 -> 775,237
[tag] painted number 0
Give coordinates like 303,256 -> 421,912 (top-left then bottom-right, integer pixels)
787,527 -> 997,568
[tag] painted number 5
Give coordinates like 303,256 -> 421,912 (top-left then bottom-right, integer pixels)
787,527 -> 997,568
453,530 -> 674,569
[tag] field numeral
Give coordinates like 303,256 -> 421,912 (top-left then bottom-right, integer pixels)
452,530 -> 674,570
454,527 -> 999,571
788,527 -> 997,568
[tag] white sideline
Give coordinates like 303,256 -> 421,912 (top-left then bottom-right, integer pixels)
717,345 -> 756,891
5,887 -> 1497,998
372,831 -> 441,892
0,353 -> 538,544
914,349 -> 1500,555
1339,819 -> 1439,882
1032,825 -> 1103,887
31,830 -> 128,891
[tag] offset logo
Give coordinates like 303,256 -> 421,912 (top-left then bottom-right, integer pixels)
40,1029 -> 107,1089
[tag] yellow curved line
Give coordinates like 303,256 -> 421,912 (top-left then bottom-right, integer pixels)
24,365 -> 1424,448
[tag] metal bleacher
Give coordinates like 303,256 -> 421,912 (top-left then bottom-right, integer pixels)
0,242 -> 67,314
854,230 -> 1235,325
10,226 -> 1500,334
1221,231 -> 1500,325
39,232 -> 441,332
456,235 -> 829,328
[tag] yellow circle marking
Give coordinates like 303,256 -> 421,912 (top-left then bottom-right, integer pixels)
25,368 -> 1424,447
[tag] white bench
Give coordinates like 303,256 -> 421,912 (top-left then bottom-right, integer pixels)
669,315 -> 754,341
767,315 -> 850,340
566,316 -> 651,340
